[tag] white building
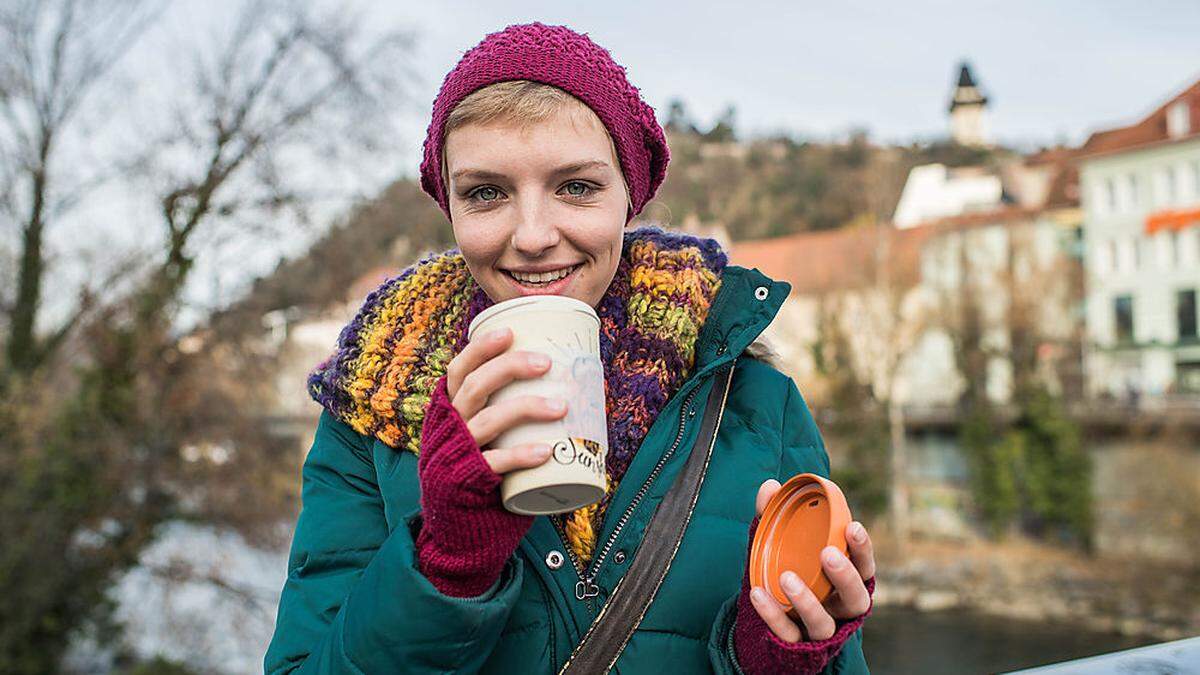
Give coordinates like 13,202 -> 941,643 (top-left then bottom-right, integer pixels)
1079,78 -> 1200,399
732,205 -> 1082,410
731,209 -> 1082,541
893,163 -> 1004,228
892,148 -> 1079,230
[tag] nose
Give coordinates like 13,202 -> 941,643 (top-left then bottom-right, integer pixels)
510,200 -> 561,257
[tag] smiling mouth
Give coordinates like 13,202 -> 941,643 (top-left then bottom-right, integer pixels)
503,264 -> 582,287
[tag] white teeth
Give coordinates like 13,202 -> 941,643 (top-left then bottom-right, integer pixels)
509,265 -> 576,284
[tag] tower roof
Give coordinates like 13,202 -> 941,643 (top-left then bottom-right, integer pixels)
949,61 -> 989,111
957,63 -> 977,88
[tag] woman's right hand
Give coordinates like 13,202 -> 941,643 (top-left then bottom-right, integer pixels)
444,326 -> 568,475
414,325 -> 562,598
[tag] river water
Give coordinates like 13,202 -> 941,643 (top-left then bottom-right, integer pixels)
863,605 -> 1160,674
61,520 -> 1169,674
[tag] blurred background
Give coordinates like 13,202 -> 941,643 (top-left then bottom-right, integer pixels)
1,1 -> 1197,673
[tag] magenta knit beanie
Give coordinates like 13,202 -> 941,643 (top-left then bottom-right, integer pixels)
418,21 -> 670,224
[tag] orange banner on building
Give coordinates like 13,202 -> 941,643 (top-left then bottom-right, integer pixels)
1145,206 -> 1200,234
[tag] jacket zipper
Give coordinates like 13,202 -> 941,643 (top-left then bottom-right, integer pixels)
550,515 -> 595,611
551,384 -> 703,607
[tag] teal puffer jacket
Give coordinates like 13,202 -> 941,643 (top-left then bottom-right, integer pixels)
264,265 -> 870,674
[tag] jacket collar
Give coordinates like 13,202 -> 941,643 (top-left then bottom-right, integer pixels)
692,264 -> 791,371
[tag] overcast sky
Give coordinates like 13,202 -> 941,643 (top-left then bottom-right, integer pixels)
27,1 -> 1200,332
381,0 -> 1200,176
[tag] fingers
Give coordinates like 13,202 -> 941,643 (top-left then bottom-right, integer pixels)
748,586 -> 803,643
446,327 -> 512,399
481,442 -> 553,475
755,479 -> 781,517
453,349 -> 552,420
844,521 -> 876,581
751,569 -> 838,643
467,395 -> 568,448
780,570 -> 837,641
749,571 -> 837,644
819,546 -> 872,620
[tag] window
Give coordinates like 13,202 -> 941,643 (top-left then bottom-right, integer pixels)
1160,232 -> 1175,268
1179,162 -> 1195,201
1167,100 -> 1191,138
1180,289 -> 1198,342
1153,168 -> 1174,206
1185,229 -> 1200,268
1179,361 -> 1200,393
1126,173 -> 1139,208
1115,238 -> 1133,273
1095,239 -> 1112,273
1105,177 -> 1117,213
1117,174 -> 1131,211
1070,225 -> 1084,258
1114,295 -> 1135,343
1091,183 -> 1105,215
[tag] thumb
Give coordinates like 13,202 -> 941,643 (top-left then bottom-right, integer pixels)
755,479 -> 782,517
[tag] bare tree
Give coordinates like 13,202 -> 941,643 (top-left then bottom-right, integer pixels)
0,0 -> 157,377
928,224 -> 990,408
805,223 -> 929,550
933,217 -> 1076,406
863,152 -> 928,550
128,0 -> 416,330
932,215 -> 1093,542
865,225 -> 928,550
1003,223 -> 1082,396
0,3 -> 417,670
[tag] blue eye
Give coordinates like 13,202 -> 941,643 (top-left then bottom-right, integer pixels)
562,181 -> 594,198
469,186 -> 501,202
465,181 -> 596,206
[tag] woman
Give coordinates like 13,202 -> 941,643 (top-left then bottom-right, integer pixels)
265,21 -> 875,674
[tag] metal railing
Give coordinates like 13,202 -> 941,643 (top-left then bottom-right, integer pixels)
1006,635 -> 1200,674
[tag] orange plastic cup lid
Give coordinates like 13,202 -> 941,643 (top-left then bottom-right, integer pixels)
750,472 -> 853,611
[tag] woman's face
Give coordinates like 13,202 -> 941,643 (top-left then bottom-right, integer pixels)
444,106 -> 629,309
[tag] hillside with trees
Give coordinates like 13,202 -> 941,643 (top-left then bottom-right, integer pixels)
226,99 -> 1013,323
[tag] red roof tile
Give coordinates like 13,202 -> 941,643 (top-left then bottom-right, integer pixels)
730,225 -> 933,295
731,204 -> 1067,297
1080,77 -> 1200,158
917,206 -> 1042,230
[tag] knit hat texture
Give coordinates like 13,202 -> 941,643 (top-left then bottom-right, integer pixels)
418,21 -> 669,224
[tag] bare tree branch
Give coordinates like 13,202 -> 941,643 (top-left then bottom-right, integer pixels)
143,559 -> 275,615
137,0 -> 415,325
0,0 -> 159,375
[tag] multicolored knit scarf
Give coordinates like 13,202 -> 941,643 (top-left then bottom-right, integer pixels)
307,226 -> 727,565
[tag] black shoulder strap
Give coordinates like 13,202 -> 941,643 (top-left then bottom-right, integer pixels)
558,359 -> 737,675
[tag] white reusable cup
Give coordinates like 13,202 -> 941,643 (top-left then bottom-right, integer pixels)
466,295 -> 608,515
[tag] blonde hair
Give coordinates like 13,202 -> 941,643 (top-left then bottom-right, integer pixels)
439,80 -> 632,210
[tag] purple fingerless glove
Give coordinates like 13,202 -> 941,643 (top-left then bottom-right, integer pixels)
733,515 -> 875,674
414,374 -> 535,597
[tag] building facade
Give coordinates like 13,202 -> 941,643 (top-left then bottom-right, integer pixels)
1079,80 -> 1200,400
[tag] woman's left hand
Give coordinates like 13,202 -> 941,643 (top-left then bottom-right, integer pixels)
747,479 -> 876,643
